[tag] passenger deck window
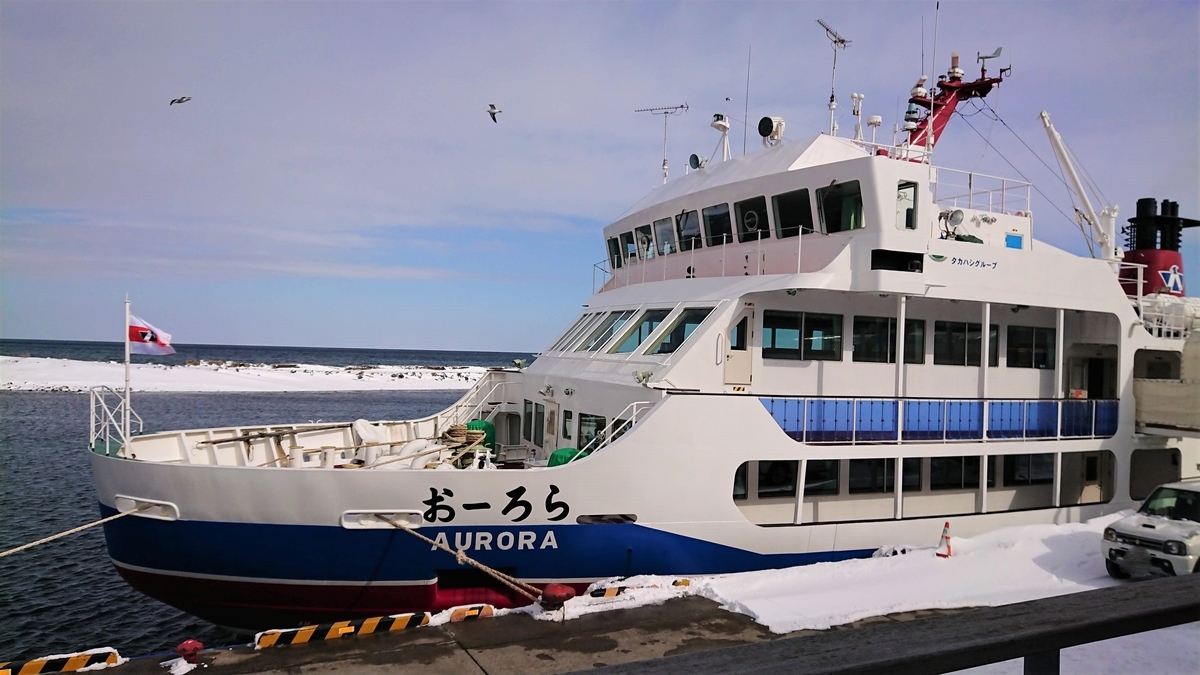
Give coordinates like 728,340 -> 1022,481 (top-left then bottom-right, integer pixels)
653,218 -> 677,256
1007,326 -> 1055,369
577,310 -> 636,352
523,400 -> 533,442
933,321 -> 999,367
635,224 -> 655,261
930,456 -> 996,490
533,403 -> 545,447
852,317 -> 925,364
676,210 -> 703,251
562,410 -> 573,439
611,309 -> 672,353
818,180 -> 864,233
607,238 -> 622,270
578,413 -> 606,448
805,459 -> 839,495
645,307 -> 715,355
1003,454 -> 1054,486
735,196 -> 770,243
762,310 -> 842,361
730,316 -> 748,351
758,461 -> 798,498
773,188 -> 815,238
849,458 -> 921,493
896,181 -> 918,230
703,203 -> 733,247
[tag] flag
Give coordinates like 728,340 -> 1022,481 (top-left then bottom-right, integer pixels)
128,315 -> 176,355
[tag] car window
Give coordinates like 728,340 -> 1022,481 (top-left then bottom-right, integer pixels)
1138,487 -> 1200,523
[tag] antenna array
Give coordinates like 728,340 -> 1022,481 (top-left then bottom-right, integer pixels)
816,19 -> 851,136
635,104 -> 689,184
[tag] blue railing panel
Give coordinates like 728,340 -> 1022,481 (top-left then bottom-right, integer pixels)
987,400 -> 1025,439
855,399 -> 898,442
760,397 -> 804,441
903,400 -> 945,441
945,400 -> 984,440
1094,400 -> 1119,437
1024,401 -> 1059,438
806,399 -> 854,443
1060,400 -> 1095,437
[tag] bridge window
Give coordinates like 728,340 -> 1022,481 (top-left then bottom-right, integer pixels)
676,210 -> 703,251
645,307 -> 715,355
619,232 -> 638,266
653,218 -> 677,256
607,238 -> 622,270
703,203 -> 733,247
896,181 -> 918,230
735,196 -> 770,243
611,308 -> 672,353
763,310 -> 842,361
1003,454 -> 1054,486
634,224 -> 655,260
1007,326 -> 1056,369
933,321 -> 999,367
773,188 -> 815,238
818,180 -> 864,233
852,317 -> 926,364
577,310 -> 636,352
549,313 -> 595,351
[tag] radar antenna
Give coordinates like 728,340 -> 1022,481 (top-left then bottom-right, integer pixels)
817,19 -> 850,136
635,104 -> 689,184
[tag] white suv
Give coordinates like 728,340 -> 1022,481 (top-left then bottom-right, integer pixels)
1103,479 -> 1200,578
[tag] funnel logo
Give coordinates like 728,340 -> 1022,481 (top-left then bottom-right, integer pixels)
1159,265 -> 1184,294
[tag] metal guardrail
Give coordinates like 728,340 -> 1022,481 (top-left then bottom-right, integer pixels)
89,386 -> 141,455
759,396 -> 1119,445
581,573 -> 1200,675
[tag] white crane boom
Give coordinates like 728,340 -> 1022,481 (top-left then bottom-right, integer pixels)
1039,110 -> 1118,261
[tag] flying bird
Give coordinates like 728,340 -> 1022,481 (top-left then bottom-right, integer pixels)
487,104 -> 501,123
170,96 -> 192,106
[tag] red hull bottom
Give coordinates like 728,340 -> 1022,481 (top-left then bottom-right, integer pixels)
116,565 -> 589,631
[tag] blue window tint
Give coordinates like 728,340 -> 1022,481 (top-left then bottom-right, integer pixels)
806,399 -> 854,443
1005,233 -> 1023,249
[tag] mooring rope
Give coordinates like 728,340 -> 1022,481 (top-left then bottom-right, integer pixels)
0,505 -> 152,559
374,514 -> 541,603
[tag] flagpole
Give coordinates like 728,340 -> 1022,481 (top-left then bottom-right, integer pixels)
124,296 -> 131,448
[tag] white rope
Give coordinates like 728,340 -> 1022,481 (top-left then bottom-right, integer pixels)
0,505 -> 151,559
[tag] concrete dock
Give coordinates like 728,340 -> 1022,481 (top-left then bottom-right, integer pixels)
108,598 -> 963,675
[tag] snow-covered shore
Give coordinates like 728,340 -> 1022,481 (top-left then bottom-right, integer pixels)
0,356 -> 485,392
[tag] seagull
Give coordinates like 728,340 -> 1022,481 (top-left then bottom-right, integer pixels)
487,104 -> 501,123
170,96 -> 192,106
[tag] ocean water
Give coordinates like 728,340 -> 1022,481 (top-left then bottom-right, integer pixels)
0,387 -> 466,662
0,338 -> 536,369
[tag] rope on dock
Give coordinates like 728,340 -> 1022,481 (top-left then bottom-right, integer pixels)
0,505 -> 152,560
374,514 -> 542,603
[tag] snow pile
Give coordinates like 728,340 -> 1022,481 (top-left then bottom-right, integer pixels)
0,356 -> 486,392
501,512 -> 1197,674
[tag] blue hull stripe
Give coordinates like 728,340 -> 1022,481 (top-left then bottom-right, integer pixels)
99,505 -> 873,582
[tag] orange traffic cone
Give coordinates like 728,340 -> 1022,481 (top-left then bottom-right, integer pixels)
935,521 -> 952,558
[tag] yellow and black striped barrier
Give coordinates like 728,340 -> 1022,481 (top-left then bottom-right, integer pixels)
588,578 -> 691,598
255,612 -> 429,649
0,648 -> 121,674
448,604 -> 494,623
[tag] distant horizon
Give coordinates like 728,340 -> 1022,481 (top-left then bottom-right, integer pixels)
0,336 -> 539,355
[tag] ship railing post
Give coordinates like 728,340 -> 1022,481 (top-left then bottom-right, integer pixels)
89,388 -> 96,451
980,451 -> 989,514
894,451 -> 903,519
1053,450 -> 1063,508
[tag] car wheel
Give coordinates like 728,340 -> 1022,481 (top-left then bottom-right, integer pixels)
1106,559 -> 1130,579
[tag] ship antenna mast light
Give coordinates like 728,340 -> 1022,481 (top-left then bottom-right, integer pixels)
817,19 -> 850,136
635,103 -> 689,184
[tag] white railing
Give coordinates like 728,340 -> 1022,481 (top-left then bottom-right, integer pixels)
89,386 -> 142,456
566,400 -> 654,464
593,259 -> 612,294
932,167 -> 1031,215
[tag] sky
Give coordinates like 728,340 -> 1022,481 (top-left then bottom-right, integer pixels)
2,1 -> 1197,352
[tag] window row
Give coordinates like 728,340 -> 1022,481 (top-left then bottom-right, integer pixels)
762,311 -> 1054,369
547,306 -> 715,356
733,453 -> 1056,500
606,180 -> 877,271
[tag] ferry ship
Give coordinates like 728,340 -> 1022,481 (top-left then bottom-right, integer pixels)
88,49 -> 1200,629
